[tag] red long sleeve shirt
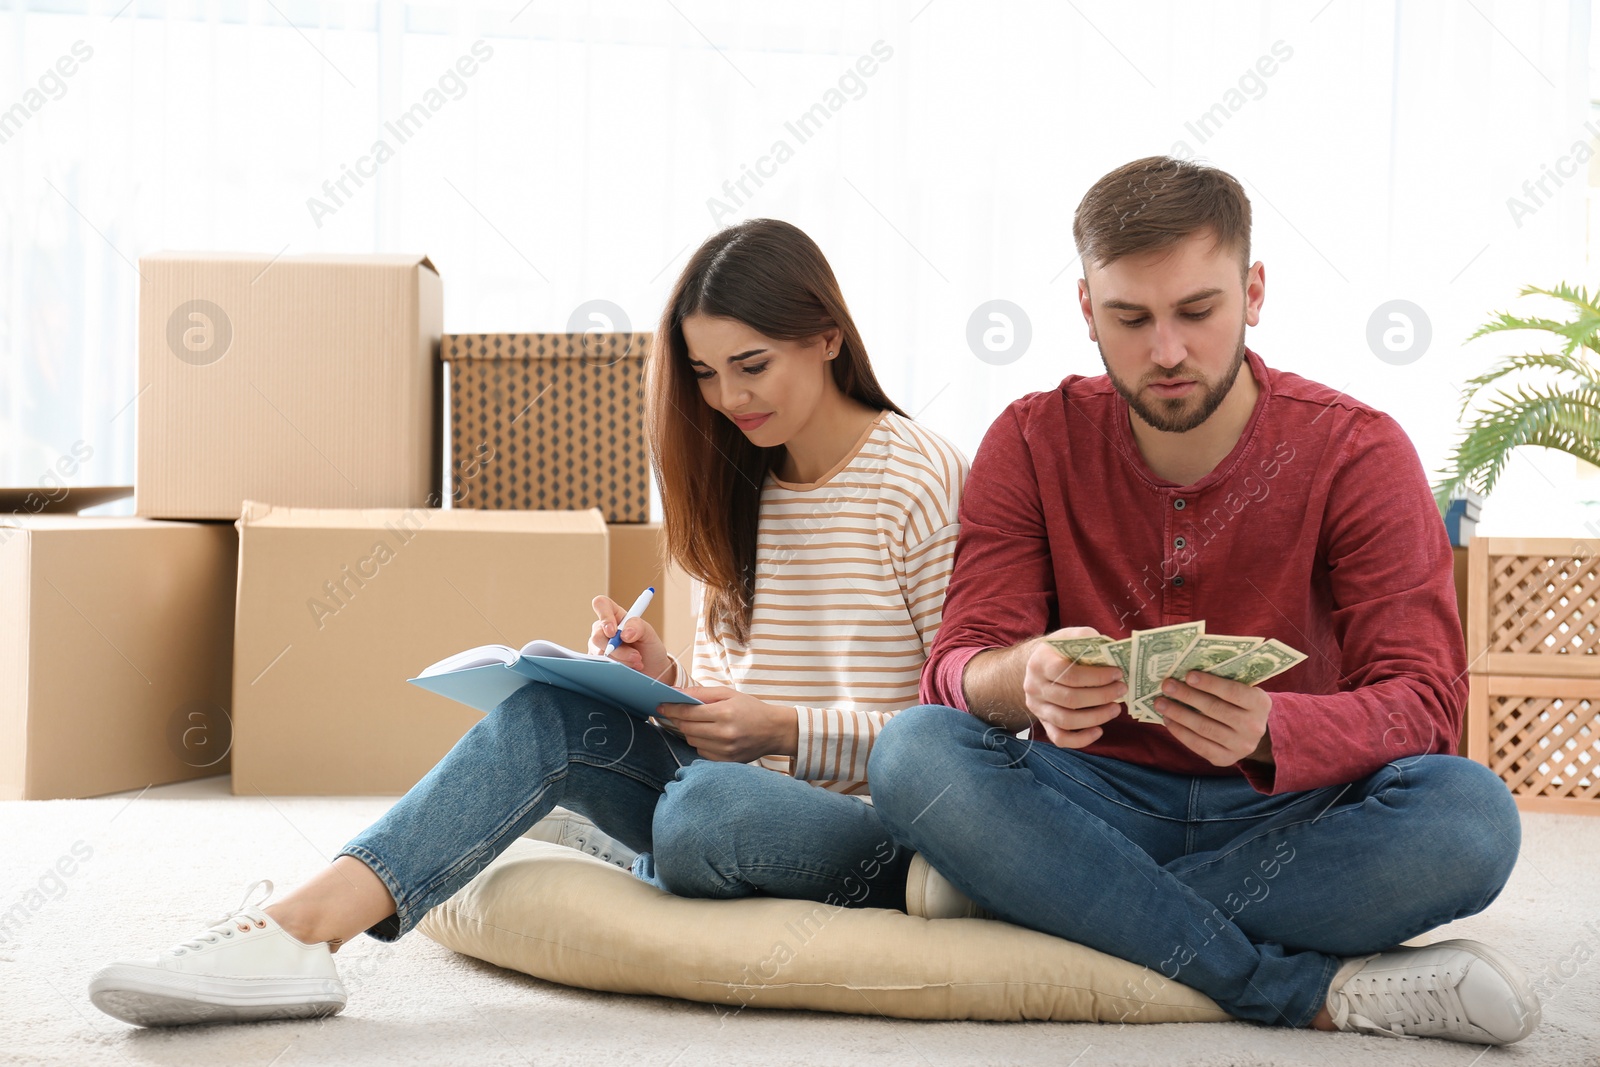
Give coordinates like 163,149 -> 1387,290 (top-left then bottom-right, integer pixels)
921,349 -> 1467,795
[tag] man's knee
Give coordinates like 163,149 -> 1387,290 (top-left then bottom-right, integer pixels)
1405,756 -> 1521,894
870,704 -> 987,827
875,702 -> 983,766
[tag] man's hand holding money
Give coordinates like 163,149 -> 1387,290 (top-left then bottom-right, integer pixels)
1155,670 -> 1275,767
1022,627 -> 1128,749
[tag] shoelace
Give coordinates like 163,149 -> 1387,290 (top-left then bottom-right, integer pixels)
573,829 -> 622,864
169,879 -> 275,956
1335,965 -> 1469,1040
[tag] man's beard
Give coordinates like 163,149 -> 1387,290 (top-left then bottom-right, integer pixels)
1101,327 -> 1247,434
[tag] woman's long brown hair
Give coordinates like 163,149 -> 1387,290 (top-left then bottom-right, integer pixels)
647,219 -> 906,645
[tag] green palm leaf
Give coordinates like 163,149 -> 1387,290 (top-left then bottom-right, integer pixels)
1434,386 -> 1600,508
1457,352 -> 1598,414
1436,284 -> 1600,513
1465,285 -> 1600,358
1526,282 -> 1600,316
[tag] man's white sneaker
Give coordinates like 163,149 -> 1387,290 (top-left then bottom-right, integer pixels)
522,807 -> 637,869
89,880 -> 346,1027
1325,939 -> 1540,1045
904,853 -> 994,920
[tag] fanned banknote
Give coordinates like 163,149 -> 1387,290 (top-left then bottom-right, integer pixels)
1129,621 -> 1206,721
1048,626 -> 1305,725
1204,639 -> 1307,687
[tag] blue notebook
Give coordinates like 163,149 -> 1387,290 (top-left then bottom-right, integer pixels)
408,640 -> 702,720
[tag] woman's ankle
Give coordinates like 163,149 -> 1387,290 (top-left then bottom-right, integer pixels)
261,857 -> 396,950
262,901 -> 325,946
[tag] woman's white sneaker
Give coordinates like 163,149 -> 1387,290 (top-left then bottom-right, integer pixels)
1325,939 -> 1540,1044
89,880 -> 347,1027
522,807 -> 638,869
904,853 -> 995,920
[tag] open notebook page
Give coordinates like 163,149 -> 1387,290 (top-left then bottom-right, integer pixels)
516,639 -> 614,662
417,644 -> 519,677
419,639 -> 620,678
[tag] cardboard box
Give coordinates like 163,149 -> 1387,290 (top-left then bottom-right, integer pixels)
607,524 -> 698,664
231,502 -> 607,795
443,333 -> 650,521
0,517 -> 237,800
137,252 -> 442,520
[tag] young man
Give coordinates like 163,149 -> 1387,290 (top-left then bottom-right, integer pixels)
868,156 -> 1540,1045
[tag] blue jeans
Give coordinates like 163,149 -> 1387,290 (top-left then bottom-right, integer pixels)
338,684 -> 911,942
867,705 -> 1521,1029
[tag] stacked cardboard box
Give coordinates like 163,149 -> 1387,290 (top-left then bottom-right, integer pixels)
136,253 -> 443,520
230,504 -> 608,795
9,255 -> 699,799
4,254 -> 448,798
0,517 -> 236,800
228,505 -> 696,795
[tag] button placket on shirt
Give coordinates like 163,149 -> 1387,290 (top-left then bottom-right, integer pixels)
1162,494 -> 1195,620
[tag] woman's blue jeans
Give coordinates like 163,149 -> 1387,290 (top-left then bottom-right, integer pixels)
337,683 -> 911,942
866,704 -> 1522,1029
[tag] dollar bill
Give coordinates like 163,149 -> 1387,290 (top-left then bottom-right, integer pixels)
1044,635 -> 1114,666
1205,639 -> 1307,687
1132,635 -> 1268,722
1129,621 -> 1205,713
1170,635 -> 1265,680
1043,635 -> 1131,677
1129,698 -> 1168,724
1045,626 -> 1302,727
1044,633 -> 1133,715
1137,635 -> 1309,723
1102,638 -> 1132,680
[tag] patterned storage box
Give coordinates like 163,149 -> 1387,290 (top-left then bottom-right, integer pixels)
443,333 -> 651,521
1469,676 -> 1600,813
1466,537 -> 1600,813
1466,537 -> 1600,679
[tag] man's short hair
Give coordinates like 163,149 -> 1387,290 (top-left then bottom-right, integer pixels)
1072,156 -> 1252,276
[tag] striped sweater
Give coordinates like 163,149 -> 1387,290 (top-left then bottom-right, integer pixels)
667,410 -> 968,797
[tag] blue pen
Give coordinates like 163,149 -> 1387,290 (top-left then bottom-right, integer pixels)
605,586 -> 656,658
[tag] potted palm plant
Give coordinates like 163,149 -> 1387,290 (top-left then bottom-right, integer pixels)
1437,284 -> 1600,815
1432,283 -> 1600,510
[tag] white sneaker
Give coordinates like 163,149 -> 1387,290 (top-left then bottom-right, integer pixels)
89,880 -> 346,1027
522,807 -> 637,869
904,853 -> 994,920
1326,939 -> 1540,1044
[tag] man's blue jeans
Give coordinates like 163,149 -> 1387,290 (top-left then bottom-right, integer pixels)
338,683 -> 910,942
867,704 -> 1521,1028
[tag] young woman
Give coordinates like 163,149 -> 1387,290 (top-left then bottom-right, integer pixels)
88,218 -> 969,1027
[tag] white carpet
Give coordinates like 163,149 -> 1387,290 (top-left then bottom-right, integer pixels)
3,778 -> 1597,1066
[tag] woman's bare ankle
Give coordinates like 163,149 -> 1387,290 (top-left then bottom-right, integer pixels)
262,901 -> 325,946
262,856 -> 397,951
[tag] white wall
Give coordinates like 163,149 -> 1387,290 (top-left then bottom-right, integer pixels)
1,0 -> 1592,535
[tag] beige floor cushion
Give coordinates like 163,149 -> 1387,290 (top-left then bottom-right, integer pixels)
416,838 -> 1231,1023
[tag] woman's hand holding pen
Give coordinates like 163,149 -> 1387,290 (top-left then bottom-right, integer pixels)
590,593 -> 799,763
655,687 -> 799,763
589,595 -> 675,682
